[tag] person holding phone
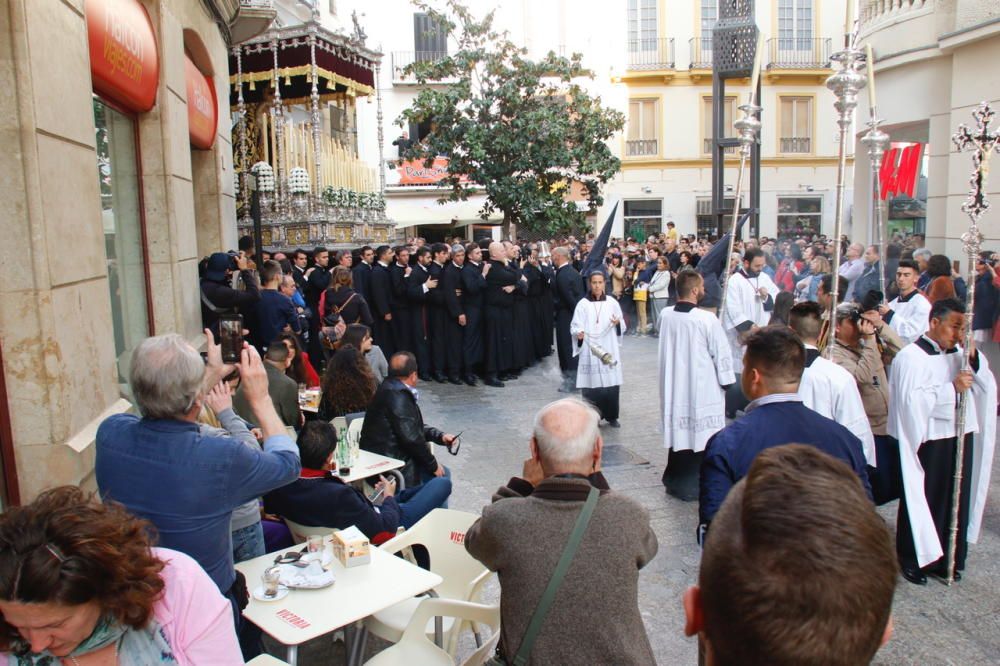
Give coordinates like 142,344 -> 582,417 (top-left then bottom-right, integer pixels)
264,421 -> 452,539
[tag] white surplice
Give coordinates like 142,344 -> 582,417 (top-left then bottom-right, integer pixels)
723,269 -> 779,372
887,338 -> 997,567
657,304 -> 736,452
886,290 -> 931,344
798,345 -> 877,464
571,297 -> 624,389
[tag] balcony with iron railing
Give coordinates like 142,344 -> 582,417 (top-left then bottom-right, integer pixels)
780,137 -> 812,153
626,139 -> 658,157
689,38 -> 713,69
391,51 -> 454,84
767,38 -> 832,69
703,138 -> 739,155
626,38 -> 676,70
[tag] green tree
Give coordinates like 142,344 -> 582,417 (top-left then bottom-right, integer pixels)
397,0 -> 624,239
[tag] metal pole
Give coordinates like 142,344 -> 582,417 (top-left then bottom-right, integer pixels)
824,35 -> 866,356
861,116 -> 890,300
946,102 -> 998,584
717,100 -> 761,323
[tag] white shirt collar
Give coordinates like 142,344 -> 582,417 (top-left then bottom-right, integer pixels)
745,393 -> 802,413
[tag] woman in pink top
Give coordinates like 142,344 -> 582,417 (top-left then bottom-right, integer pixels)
0,486 -> 243,665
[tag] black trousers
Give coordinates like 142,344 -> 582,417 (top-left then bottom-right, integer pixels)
555,309 -> 578,375
896,434 -> 974,574
582,386 -> 620,422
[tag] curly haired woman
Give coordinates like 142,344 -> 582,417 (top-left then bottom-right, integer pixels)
0,486 -> 242,664
318,344 -> 377,420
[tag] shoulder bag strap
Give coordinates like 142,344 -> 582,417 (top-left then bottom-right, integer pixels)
511,486 -> 599,666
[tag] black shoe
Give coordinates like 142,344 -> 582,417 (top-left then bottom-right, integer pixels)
930,568 -> 962,583
901,566 -> 927,585
447,376 -> 463,385
484,378 -> 505,387
498,373 -> 514,381
419,373 -> 432,382
432,373 -> 447,384
607,419 -> 621,428
463,375 -> 478,386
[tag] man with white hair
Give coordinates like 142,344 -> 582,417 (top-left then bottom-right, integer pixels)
839,242 -> 866,301
96,331 -> 299,657
465,398 -> 658,665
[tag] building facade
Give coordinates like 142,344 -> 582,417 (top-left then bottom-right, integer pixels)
0,0 -> 272,504
605,0 -> 851,241
854,0 -> 1000,258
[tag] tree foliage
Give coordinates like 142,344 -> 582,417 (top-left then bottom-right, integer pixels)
396,0 -> 624,238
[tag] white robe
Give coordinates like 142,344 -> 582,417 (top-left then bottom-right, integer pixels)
657,305 -> 735,452
886,291 -> 931,344
571,297 -> 624,389
887,339 -> 997,567
798,346 -> 877,465
723,270 -> 779,372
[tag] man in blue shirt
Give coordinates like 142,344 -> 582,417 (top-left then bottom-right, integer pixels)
250,260 -> 300,350
699,327 -> 872,531
96,330 -> 299,646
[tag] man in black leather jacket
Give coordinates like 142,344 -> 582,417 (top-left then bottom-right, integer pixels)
360,351 -> 459,488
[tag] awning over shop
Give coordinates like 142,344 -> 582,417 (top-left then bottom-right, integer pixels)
387,196 -> 504,231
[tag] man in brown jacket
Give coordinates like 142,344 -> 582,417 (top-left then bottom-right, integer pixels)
831,303 -> 905,504
464,398 -> 658,665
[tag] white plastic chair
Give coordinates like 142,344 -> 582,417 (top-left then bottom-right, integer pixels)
363,509 -> 492,656
363,598 -> 501,666
282,519 -> 334,544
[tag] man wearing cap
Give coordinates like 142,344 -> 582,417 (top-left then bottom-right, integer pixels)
441,244 -> 468,385
200,251 -> 261,336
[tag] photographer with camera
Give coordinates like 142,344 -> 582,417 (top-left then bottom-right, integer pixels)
831,303 -> 905,505
200,252 -> 260,336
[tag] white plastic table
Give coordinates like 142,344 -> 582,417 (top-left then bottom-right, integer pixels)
236,546 -> 442,666
335,449 -> 405,486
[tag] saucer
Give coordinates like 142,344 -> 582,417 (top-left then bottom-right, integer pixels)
252,585 -> 289,602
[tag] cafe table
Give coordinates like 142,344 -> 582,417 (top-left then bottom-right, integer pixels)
335,449 -> 405,486
236,545 -> 443,666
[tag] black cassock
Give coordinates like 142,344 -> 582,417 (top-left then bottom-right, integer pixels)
484,260 -> 517,376
441,261 -> 466,379
406,263 -> 432,374
525,262 -> 553,359
389,262 -> 413,354
461,261 -> 487,372
426,261 -> 448,376
511,266 -> 534,370
369,263 -> 395,357
553,263 -> 585,375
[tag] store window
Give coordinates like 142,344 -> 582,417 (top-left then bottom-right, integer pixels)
779,96 -> 812,154
93,97 -> 150,388
777,196 -> 822,237
624,199 -> 662,241
702,95 -> 737,155
627,99 -> 659,157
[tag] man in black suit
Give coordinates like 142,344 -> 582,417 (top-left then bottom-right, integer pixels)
483,242 -> 519,387
441,244 -> 467,385
291,249 -> 309,292
406,246 -> 438,380
351,245 -> 374,304
425,243 -> 451,383
460,243 -> 488,385
369,245 -> 396,357
390,246 -> 413,354
305,246 -> 332,365
552,246 -> 585,392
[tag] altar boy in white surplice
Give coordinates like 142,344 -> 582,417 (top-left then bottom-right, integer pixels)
658,271 -> 735,501
723,248 -> 780,374
571,272 -> 624,428
889,298 -> 996,586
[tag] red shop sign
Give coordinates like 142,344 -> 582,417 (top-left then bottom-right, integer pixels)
397,157 -> 469,186
86,0 -> 159,112
879,143 -> 923,200
185,56 -> 217,150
